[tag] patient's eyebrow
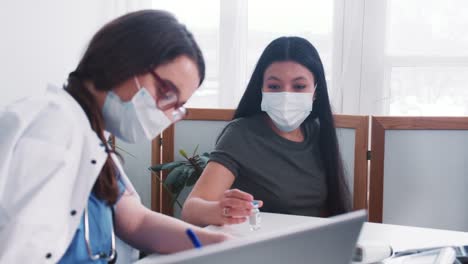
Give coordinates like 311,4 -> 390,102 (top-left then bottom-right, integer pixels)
266,76 -> 281,81
292,76 -> 307,81
266,76 -> 308,82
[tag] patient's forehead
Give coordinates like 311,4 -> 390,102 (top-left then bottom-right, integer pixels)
264,61 -> 315,83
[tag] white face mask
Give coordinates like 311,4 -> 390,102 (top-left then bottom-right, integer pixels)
261,92 -> 314,132
102,78 -> 172,143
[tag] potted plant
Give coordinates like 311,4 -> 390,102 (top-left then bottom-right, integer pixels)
149,145 -> 209,208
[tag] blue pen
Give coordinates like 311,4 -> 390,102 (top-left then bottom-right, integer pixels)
186,228 -> 203,248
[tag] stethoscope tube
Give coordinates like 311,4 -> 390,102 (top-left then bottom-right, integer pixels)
83,205 -> 116,262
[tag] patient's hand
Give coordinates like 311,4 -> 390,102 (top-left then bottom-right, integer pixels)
218,189 -> 263,225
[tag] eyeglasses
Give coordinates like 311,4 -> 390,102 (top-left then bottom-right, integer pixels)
83,206 -> 117,262
148,70 -> 187,121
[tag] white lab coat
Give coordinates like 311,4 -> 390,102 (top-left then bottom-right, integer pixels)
0,85 -> 139,263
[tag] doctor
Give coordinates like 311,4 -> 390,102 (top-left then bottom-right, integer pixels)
0,10 -> 229,264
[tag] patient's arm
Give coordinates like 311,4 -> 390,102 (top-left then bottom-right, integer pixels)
181,161 -> 262,227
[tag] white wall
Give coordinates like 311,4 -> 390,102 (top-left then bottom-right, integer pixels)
0,0 -> 154,206
0,0 -> 151,107
0,0 -> 113,107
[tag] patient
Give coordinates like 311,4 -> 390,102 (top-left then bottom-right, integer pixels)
182,37 -> 351,226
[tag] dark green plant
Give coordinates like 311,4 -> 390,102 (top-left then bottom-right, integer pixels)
149,145 -> 209,208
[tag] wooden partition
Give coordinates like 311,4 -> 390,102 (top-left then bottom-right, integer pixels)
369,117 -> 468,231
334,115 -> 369,211
150,135 -> 161,212
152,109 -> 369,216
155,109 -> 234,215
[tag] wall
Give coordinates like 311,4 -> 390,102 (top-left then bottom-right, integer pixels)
0,0 -> 154,207
0,0 -> 116,107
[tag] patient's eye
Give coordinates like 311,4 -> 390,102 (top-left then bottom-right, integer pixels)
293,84 -> 307,90
267,84 -> 281,90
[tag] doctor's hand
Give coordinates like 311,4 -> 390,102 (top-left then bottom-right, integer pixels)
218,189 -> 263,225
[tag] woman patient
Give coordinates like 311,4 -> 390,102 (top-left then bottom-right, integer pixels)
182,36 -> 351,227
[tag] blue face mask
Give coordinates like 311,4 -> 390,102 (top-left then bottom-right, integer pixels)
102,78 -> 172,143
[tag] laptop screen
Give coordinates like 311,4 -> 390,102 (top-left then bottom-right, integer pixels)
136,210 -> 366,264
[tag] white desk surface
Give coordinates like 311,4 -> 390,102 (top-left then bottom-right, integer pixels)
137,212 -> 468,263
206,213 -> 468,251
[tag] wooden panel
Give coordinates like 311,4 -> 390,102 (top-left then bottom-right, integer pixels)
373,116 -> 468,130
160,125 -> 175,215
368,116 -> 468,223
150,135 -> 161,212
334,115 -> 369,211
335,114 -> 366,129
369,117 -> 385,223
184,108 -> 234,121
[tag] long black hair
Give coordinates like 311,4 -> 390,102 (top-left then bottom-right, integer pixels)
65,10 -> 205,204
235,36 -> 351,215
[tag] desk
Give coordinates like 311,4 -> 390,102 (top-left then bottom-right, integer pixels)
206,213 -> 468,252
137,212 -> 468,263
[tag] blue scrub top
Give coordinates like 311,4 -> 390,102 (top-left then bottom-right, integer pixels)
59,178 -> 126,264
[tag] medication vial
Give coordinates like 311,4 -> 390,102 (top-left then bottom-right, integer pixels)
249,200 -> 261,231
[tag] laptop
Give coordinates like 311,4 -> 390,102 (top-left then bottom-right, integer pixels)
136,210 -> 366,264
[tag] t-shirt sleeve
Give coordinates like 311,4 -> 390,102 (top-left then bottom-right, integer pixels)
209,122 -> 244,178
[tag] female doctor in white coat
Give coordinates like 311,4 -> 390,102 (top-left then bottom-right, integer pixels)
0,10 -> 229,264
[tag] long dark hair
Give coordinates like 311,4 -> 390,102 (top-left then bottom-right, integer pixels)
235,36 -> 351,215
65,10 -> 205,204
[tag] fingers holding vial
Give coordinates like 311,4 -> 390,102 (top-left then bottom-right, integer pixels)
220,189 -> 263,227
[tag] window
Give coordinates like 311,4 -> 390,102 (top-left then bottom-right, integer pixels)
152,0 -> 220,107
361,0 -> 468,116
153,0 -> 338,109
247,0 -> 335,86
154,0 -> 468,116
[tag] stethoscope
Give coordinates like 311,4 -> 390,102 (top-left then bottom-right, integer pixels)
83,205 -> 117,262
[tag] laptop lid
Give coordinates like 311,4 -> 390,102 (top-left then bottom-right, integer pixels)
137,210 -> 366,264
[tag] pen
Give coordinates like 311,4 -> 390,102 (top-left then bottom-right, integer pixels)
393,246 -> 444,257
186,228 -> 203,249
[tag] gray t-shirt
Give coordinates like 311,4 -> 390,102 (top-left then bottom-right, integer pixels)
209,113 -> 327,217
